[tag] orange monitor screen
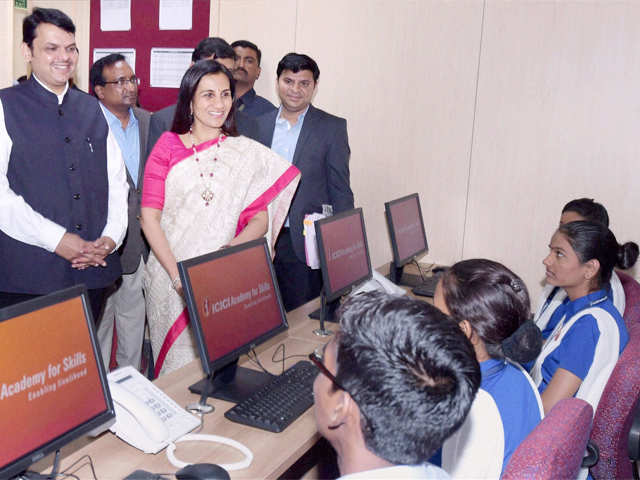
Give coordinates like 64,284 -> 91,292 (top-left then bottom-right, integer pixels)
0,296 -> 108,467
186,242 -> 285,364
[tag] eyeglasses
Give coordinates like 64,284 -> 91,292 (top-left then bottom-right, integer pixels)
309,347 -> 347,392
104,76 -> 140,87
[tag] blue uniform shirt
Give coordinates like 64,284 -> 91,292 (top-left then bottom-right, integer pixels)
442,358 -> 543,477
537,288 -> 628,394
480,359 -> 543,475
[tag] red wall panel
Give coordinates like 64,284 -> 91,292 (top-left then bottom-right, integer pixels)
89,0 -> 210,112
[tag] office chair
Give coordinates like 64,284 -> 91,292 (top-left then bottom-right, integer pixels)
628,398 -> 640,480
589,320 -> 640,479
617,271 -> 640,331
502,398 -> 592,480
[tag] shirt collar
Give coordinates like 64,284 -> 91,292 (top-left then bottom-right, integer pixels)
32,74 -> 68,105
99,103 -> 136,129
275,104 -> 310,127
339,465 -> 441,479
479,358 -> 508,380
238,88 -> 257,105
564,288 -> 608,318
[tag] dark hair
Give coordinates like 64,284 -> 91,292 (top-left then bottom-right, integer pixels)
89,53 -> 125,95
171,60 -> 238,137
334,292 -> 480,464
558,221 -> 639,287
230,40 -> 261,65
23,8 -> 75,49
562,198 -> 609,227
276,53 -> 320,81
440,259 -> 542,364
192,37 -> 235,62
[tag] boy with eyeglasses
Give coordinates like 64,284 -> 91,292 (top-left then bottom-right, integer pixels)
310,291 -> 481,479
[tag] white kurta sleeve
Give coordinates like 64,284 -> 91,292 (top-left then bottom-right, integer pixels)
0,98 -> 66,252
99,127 -> 129,249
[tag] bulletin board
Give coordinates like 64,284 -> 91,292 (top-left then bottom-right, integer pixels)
89,0 -> 211,112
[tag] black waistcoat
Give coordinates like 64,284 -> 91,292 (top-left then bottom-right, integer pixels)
0,78 -> 122,294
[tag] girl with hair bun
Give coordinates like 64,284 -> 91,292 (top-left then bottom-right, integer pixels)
531,220 -> 637,415
434,259 -> 544,479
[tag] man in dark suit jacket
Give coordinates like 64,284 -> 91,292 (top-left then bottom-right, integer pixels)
147,37 -> 258,155
255,53 -> 354,311
90,54 -> 150,369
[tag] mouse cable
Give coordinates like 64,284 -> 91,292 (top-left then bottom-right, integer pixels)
412,259 -> 435,282
58,455 -> 96,480
271,343 -> 308,374
246,347 -> 276,376
166,434 -> 253,470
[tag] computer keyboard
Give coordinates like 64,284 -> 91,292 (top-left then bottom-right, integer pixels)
224,361 -> 316,433
411,273 -> 442,298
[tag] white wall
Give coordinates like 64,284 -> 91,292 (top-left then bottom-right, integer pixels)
215,0 -> 640,301
464,1 -> 640,293
216,0 -> 484,269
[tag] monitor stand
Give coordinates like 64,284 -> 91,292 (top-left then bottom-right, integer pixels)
313,290 -> 336,337
187,373 -> 215,414
188,360 -> 273,404
15,450 -> 61,479
308,300 -> 339,322
388,263 -> 423,287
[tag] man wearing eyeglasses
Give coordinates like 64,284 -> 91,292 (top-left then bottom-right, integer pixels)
90,54 -> 150,371
310,292 -> 481,479
0,8 -> 128,322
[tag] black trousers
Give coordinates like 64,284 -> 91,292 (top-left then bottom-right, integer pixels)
274,228 -> 322,312
0,287 -> 109,329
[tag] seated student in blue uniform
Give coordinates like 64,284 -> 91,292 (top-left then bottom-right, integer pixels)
531,221 -> 638,414
433,259 -> 544,479
534,198 -> 626,339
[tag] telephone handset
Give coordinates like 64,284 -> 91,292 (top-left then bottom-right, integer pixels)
107,366 -> 200,454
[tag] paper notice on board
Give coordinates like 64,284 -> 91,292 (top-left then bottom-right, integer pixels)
150,48 -> 194,88
93,49 -> 136,72
100,0 -> 131,31
159,0 -> 193,30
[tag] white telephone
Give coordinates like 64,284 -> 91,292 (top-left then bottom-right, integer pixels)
352,270 -> 408,297
107,366 -> 201,454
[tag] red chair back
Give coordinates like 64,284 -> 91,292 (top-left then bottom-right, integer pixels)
590,320 -> 640,479
503,398 -> 592,480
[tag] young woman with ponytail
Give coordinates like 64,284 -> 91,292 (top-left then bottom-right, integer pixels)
434,259 -> 544,479
531,220 -> 637,414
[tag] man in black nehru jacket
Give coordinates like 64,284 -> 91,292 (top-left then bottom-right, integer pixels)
0,8 -> 128,323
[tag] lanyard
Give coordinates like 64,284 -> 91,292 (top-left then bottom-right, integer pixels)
539,286 -> 560,316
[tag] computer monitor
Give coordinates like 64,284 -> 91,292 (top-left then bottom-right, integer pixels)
313,208 -> 373,332
384,193 -> 429,285
0,285 -> 115,479
179,238 -> 288,404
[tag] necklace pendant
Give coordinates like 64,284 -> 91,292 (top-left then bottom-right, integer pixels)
201,188 -> 214,204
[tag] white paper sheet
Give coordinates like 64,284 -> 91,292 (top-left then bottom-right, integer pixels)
159,0 -> 192,30
150,48 -> 194,88
100,0 -> 131,31
93,48 -> 137,72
